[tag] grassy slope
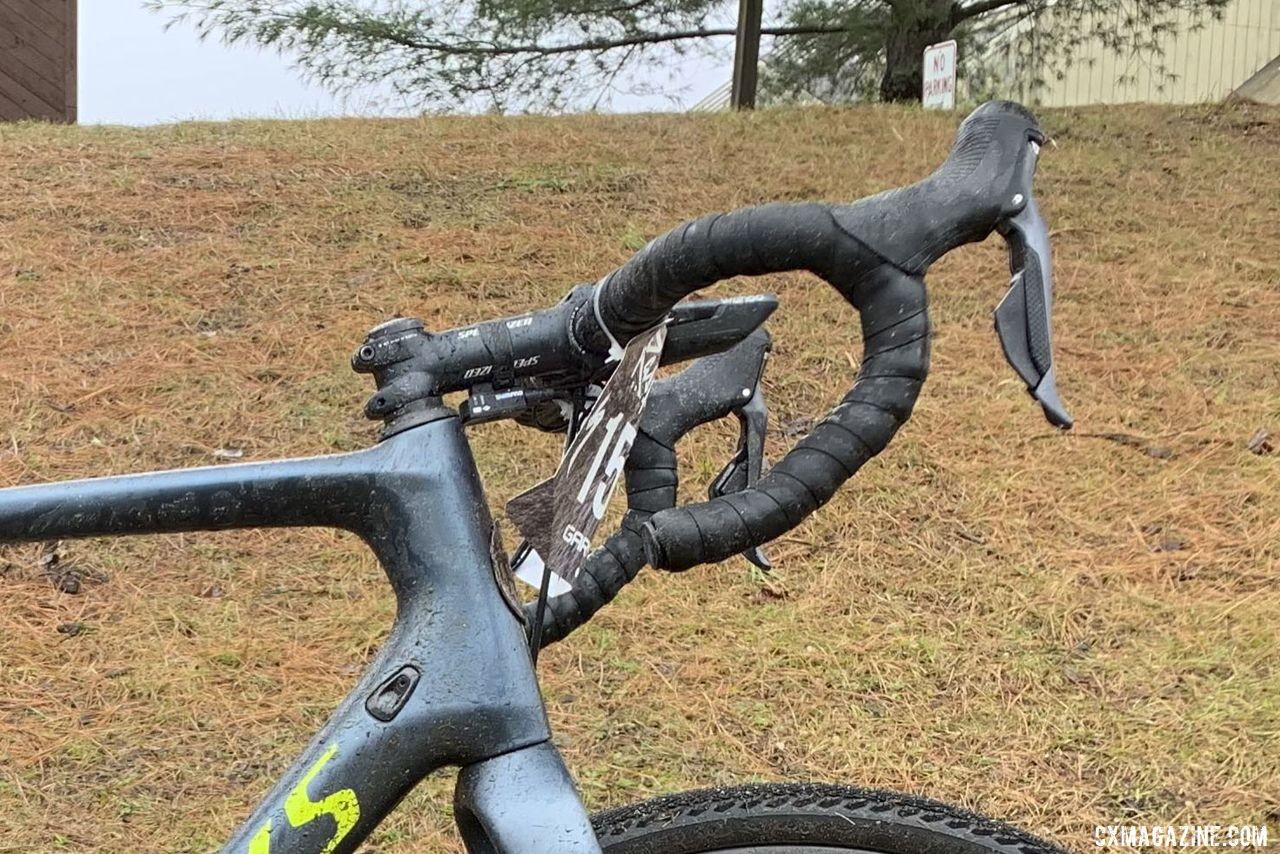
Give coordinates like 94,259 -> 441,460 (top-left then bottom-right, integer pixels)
0,102 -> 1276,852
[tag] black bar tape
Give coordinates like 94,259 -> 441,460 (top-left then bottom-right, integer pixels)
623,431 -> 679,515
525,512 -> 649,647
574,203 -> 877,352
643,264 -> 928,571
561,101 -> 1045,573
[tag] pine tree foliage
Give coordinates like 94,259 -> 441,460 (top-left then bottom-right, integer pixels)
150,0 -> 1232,109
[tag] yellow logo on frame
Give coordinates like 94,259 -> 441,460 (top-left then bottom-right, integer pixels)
248,744 -> 361,854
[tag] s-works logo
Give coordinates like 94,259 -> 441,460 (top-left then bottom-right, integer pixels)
250,745 -> 361,854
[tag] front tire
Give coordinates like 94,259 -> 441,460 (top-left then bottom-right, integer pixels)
592,783 -> 1066,854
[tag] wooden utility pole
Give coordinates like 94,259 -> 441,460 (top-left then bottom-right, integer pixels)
730,0 -> 764,109
0,0 -> 77,122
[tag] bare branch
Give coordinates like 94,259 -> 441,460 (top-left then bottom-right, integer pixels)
345,24 -> 853,57
952,0 -> 1026,25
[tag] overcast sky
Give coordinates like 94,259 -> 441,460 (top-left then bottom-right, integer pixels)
79,1 -> 730,124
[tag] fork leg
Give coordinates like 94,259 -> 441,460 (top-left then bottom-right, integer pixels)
454,741 -> 602,854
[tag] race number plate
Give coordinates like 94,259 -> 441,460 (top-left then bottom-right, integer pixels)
507,323 -> 667,586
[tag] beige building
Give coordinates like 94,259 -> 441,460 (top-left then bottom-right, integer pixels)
693,0 -> 1280,110
986,0 -> 1280,105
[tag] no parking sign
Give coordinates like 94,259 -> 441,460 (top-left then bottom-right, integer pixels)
922,40 -> 957,109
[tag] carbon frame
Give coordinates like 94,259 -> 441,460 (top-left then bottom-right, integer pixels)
0,415 -> 603,854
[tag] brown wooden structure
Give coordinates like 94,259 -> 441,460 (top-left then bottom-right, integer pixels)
0,0 -> 76,122
730,0 -> 763,110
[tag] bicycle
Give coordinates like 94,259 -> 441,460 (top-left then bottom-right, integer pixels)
0,100 -> 1072,853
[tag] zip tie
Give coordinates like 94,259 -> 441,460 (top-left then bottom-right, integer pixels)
592,279 -> 627,363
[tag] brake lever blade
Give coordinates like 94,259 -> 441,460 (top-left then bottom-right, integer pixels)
641,328 -> 773,568
707,384 -> 772,570
995,142 -> 1073,430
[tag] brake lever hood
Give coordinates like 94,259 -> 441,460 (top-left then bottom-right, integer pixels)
994,143 -> 1072,429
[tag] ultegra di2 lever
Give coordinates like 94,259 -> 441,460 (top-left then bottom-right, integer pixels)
995,166 -> 1071,428
629,326 -> 774,569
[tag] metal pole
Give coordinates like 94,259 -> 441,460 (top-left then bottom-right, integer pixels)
730,0 -> 764,110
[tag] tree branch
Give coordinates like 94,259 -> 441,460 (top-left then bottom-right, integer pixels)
952,0 -> 1025,24
557,0 -> 655,18
350,24 -> 853,57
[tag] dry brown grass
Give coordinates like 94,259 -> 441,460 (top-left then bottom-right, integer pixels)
0,101 -> 1276,852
